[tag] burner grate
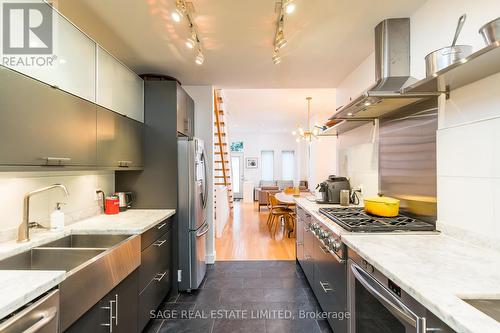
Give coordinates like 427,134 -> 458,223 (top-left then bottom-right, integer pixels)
319,207 -> 434,232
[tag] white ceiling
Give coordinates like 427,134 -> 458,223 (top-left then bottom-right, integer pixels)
66,0 -> 427,88
223,89 -> 336,134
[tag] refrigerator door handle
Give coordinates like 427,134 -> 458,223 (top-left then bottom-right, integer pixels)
200,150 -> 208,209
196,223 -> 210,237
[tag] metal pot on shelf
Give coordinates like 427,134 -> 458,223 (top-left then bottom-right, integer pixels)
479,17 -> 500,46
425,14 -> 472,77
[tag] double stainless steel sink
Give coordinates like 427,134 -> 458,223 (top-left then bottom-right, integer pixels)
0,234 -> 141,331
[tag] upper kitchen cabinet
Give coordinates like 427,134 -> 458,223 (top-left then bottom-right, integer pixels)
97,106 -> 144,169
97,46 -> 144,122
0,67 -> 96,167
176,86 -> 195,137
2,3 -> 96,102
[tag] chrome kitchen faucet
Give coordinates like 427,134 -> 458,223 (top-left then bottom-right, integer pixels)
17,184 -> 69,242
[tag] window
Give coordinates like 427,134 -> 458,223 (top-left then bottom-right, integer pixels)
282,151 -> 295,181
261,150 -> 274,181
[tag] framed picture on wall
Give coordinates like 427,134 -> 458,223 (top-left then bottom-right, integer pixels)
245,157 -> 258,169
230,141 -> 244,152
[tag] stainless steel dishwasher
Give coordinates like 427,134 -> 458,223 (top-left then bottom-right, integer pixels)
0,289 -> 59,333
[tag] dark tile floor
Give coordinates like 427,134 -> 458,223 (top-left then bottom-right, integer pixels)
144,261 -> 333,333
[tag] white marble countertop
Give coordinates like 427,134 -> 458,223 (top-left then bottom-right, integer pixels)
295,197 -> 500,333
343,234 -> 500,333
0,209 -> 175,320
0,270 -> 65,320
69,209 -> 175,235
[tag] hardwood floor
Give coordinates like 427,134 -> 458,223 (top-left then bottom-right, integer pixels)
215,201 -> 296,261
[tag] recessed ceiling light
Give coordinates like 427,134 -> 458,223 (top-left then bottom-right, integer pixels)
347,112 -> 353,116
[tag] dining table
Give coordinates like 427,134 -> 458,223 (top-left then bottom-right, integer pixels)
274,191 -> 313,205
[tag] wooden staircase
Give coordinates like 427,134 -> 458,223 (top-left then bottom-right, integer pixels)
213,89 -> 234,209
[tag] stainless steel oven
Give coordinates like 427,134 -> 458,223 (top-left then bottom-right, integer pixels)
348,250 -> 455,333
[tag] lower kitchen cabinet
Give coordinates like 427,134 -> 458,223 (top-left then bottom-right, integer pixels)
312,235 -> 348,333
65,270 -> 138,333
302,220 -> 315,285
138,219 -> 173,331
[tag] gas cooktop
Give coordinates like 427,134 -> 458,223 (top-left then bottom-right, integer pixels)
318,207 -> 435,232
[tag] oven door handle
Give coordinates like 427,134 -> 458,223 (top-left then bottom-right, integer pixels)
351,262 -> 425,332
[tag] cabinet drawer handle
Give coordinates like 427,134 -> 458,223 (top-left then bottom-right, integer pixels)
320,281 -> 334,293
114,294 -> 118,326
154,271 -> 167,281
153,239 -> 166,247
157,222 -> 166,230
101,301 -> 114,332
118,161 -> 133,167
304,255 -> 312,260
297,242 -> 303,245
42,157 -> 71,165
21,306 -> 57,333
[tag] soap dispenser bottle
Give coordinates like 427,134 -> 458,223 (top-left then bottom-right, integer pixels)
50,202 -> 65,230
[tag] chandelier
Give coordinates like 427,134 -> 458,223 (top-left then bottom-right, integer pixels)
292,97 -> 323,142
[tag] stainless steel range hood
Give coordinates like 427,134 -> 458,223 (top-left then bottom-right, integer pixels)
330,18 -> 439,121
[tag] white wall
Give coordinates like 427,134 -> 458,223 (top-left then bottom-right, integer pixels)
409,0 -> 500,250
229,131 -> 303,185
335,53 -> 375,108
308,135 -> 338,191
0,171 -> 114,242
183,85 -> 216,264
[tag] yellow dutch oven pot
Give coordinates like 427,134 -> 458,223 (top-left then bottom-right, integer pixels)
364,196 -> 400,217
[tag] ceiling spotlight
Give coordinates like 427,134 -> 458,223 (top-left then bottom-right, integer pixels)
171,9 -> 183,22
186,34 -> 196,49
284,1 -> 295,14
195,51 -> 204,65
272,52 -> 281,64
275,30 -> 287,49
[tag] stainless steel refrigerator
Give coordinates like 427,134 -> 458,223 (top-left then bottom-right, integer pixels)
178,137 -> 209,291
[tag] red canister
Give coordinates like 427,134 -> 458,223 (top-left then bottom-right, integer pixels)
105,196 -> 120,215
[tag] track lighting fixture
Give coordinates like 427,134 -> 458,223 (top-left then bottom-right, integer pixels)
272,51 -> 281,64
195,50 -> 204,65
186,31 -> 196,49
272,1 -> 296,63
172,0 -> 185,22
284,0 -> 295,14
275,30 -> 287,49
173,0 -> 205,65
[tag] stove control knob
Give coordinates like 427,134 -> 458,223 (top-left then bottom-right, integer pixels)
329,240 -> 342,252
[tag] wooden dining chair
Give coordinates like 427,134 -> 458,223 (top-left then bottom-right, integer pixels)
267,193 -> 294,238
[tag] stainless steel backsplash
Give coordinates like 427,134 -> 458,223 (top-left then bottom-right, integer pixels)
379,99 -> 438,223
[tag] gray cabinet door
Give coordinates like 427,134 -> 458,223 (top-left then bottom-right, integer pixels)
186,94 -> 195,137
176,86 -> 189,136
97,106 -> 143,169
0,67 -> 97,166
65,270 -> 138,333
